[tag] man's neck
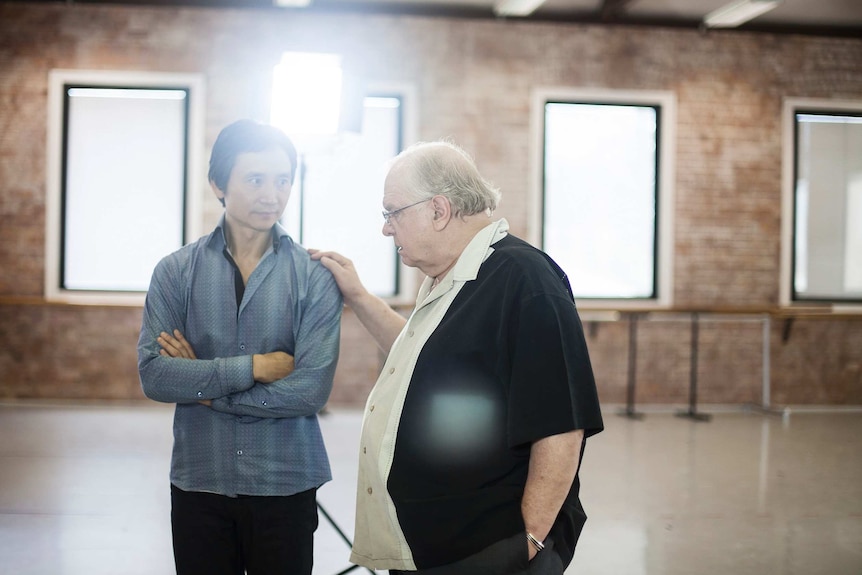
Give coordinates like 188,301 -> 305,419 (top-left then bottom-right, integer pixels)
224,221 -> 272,262
431,214 -> 494,284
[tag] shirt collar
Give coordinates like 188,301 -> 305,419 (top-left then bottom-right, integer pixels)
452,218 -> 509,282
207,214 -> 290,254
420,218 -> 508,297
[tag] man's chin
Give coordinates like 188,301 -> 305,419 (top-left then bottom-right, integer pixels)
398,255 -> 419,270
252,215 -> 280,229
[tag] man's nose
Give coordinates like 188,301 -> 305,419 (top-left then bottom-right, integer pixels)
259,182 -> 281,203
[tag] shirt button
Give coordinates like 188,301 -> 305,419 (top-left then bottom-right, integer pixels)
240,344 -> 246,351
237,450 -> 243,456
369,405 -> 375,412
363,447 -> 367,454
408,330 -> 415,337
196,391 -> 203,398
261,401 -> 268,406
367,487 -> 373,495
389,367 -> 395,374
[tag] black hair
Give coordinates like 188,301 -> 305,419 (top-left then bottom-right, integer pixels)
208,119 -> 298,205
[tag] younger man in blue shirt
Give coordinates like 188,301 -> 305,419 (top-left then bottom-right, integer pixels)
138,119 -> 342,575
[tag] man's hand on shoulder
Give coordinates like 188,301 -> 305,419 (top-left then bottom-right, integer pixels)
307,249 -> 368,306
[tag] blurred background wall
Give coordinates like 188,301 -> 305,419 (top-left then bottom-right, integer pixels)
0,1 -> 860,408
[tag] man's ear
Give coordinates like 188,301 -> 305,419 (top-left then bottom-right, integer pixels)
210,179 -> 226,207
430,195 -> 451,230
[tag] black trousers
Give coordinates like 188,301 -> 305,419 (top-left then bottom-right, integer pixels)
171,484 -> 318,575
390,531 -> 563,575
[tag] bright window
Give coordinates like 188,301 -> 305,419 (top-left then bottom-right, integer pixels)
283,96 -> 405,297
45,70 -> 205,305
783,100 -> 862,306
533,89 -> 675,308
271,53 -> 413,298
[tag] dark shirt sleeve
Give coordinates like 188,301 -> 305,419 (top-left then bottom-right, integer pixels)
506,285 -> 603,447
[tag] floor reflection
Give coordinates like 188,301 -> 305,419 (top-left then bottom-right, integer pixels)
0,402 -> 859,575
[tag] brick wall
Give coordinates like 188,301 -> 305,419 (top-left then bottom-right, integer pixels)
0,2 -> 860,407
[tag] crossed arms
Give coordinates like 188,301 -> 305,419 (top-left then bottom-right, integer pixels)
137,251 -> 342,419
155,328 -> 296,407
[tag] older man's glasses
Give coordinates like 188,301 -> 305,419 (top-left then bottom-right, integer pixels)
382,198 -> 431,225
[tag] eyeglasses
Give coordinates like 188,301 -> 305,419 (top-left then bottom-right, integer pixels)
382,198 -> 431,225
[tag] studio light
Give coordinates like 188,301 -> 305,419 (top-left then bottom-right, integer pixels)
271,52 -> 343,139
703,0 -> 782,29
493,0 -> 547,17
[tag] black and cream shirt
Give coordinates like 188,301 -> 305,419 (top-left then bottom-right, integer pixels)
350,219 -> 604,571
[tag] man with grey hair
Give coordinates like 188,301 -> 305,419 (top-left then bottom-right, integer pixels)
311,140 -> 603,574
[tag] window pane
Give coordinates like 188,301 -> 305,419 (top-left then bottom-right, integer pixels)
543,102 -> 658,299
793,112 -> 862,302
282,96 -> 402,297
63,87 -> 187,292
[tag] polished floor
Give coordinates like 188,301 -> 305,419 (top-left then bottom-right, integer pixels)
0,401 -> 860,575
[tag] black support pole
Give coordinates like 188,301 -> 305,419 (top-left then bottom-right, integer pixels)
677,312 -> 711,422
620,312 -> 644,419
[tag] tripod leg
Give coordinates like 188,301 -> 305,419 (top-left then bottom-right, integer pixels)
317,502 -> 377,575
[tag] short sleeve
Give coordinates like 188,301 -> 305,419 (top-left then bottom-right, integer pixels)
507,291 -> 604,447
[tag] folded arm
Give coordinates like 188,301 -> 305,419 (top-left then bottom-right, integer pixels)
138,256 -> 309,410
138,259 -> 257,404
206,264 -> 343,418
156,329 -> 295,407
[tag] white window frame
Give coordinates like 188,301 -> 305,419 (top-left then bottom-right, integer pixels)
45,69 -> 205,306
781,97 -> 862,314
530,87 -> 676,310
370,83 -> 421,303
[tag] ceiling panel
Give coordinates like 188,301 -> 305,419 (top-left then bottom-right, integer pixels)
14,0 -> 862,35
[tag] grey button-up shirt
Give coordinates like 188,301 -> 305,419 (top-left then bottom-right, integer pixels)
138,218 -> 342,497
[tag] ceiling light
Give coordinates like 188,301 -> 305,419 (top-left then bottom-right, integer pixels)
273,0 -> 311,7
493,0 -> 547,17
703,0 -> 781,28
